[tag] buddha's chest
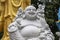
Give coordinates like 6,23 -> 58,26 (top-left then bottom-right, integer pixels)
20,19 -> 42,27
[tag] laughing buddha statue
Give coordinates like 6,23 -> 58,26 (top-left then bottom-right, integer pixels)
8,5 -> 54,40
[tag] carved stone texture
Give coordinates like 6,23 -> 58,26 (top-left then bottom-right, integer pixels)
8,5 -> 54,40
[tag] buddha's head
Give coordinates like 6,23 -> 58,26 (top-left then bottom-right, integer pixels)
24,5 -> 37,20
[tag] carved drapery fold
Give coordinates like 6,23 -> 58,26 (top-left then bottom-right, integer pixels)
0,0 -> 5,32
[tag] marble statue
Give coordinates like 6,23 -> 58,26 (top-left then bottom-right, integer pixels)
8,4 -> 54,40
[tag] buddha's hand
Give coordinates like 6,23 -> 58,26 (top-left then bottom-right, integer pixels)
8,21 -> 18,32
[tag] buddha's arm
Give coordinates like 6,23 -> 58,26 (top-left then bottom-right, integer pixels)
8,21 -> 25,40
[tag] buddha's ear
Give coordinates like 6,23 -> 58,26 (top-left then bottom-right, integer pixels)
42,4 -> 45,10
17,7 -> 23,14
14,7 -> 24,21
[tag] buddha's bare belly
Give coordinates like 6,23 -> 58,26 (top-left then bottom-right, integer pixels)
20,25 -> 40,38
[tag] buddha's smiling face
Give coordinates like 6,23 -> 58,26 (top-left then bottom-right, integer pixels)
25,6 -> 37,19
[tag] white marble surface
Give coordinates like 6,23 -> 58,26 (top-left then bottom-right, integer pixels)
8,5 -> 54,40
